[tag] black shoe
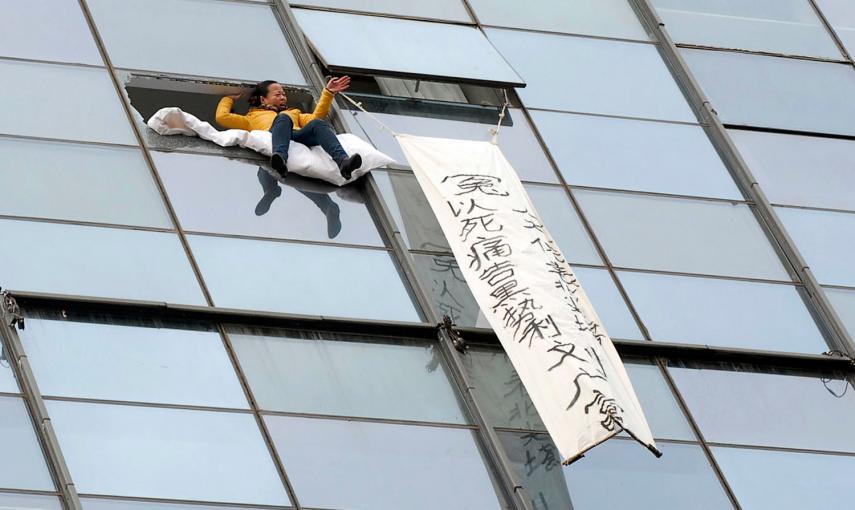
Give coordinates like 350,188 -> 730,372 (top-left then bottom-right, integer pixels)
271,153 -> 289,178
338,153 -> 362,181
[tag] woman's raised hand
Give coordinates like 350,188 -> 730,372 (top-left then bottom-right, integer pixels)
326,76 -> 351,94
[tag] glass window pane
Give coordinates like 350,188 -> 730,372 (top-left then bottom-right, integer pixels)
0,138 -> 170,228
231,329 -> 466,423
731,130 -> 855,211
290,0 -> 471,22
468,0 -> 649,40
651,0 -> 842,58
525,185 -> 602,266
670,366 -> 855,452
265,415 -> 501,510
349,109 -> 559,184
815,0 -> 855,56
619,272 -> 827,353
532,110 -> 741,199
154,151 -> 383,246
466,351 -> 694,440
0,60 -> 136,144
501,435 -> 733,510
1,0 -> 101,64
486,29 -> 695,122
294,9 -> 523,86
82,500 -> 274,510
21,318 -> 248,408
683,49 -> 855,137
0,396 -> 54,491
576,190 -> 789,280
776,207 -> 855,287
188,235 -> 420,321
88,0 -> 305,83
374,170 -> 450,252
48,401 -> 290,505
0,337 -> 18,393
713,447 -> 854,510
825,287 -> 855,338
573,267 -> 643,340
0,494 -> 62,510
0,220 -> 206,304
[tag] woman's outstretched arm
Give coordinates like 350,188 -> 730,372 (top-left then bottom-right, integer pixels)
215,94 -> 251,130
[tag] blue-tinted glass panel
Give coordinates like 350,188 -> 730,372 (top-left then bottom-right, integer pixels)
189,235 -> 420,321
290,0 -> 471,22
670,367 -> 855,452
21,319 -> 248,408
48,401 -> 290,505
0,138 -> 170,227
0,337 -> 17,393
487,29 -> 695,122
525,185 -> 602,266
576,191 -> 789,280
83,501 -> 274,510
652,0 -> 842,58
294,9 -> 523,86
825,287 -> 855,339
0,396 -> 54,491
573,267 -> 643,340
0,219 -> 205,304
731,130 -> 855,211
683,49 -> 855,137
231,330 -> 466,423
469,0 -> 649,40
88,0 -> 305,83
815,0 -> 855,56
501,435 -> 733,510
265,415 -> 501,510
1,0 -> 101,64
532,110 -> 741,199
154,151 -> 382,246
0,494 -> 61,510
619,272 -> 827,353
0,60 -> 135,144
713,447 -> 855,510
776,207 -> 855,287
349,109 -> 558,183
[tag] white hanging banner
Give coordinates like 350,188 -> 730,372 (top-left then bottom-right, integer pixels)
396,134 -> 660,464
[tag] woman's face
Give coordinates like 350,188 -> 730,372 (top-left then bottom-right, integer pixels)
261,83 -> 287,108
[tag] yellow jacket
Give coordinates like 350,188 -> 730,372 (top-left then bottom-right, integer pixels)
215,88 -> 335,131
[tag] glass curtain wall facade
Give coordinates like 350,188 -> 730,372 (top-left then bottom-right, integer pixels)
0,1 -> 853,509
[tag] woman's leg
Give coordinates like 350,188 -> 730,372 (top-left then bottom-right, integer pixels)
291,119 -> 348,165
270,114 -> 294,160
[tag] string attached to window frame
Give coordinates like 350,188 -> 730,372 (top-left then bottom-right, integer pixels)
490,88 -> 511,145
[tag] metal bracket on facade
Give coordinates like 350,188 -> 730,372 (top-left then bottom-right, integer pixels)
438,314 -> 467,353
1,288 -> 25,330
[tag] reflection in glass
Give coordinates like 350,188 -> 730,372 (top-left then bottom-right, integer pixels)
670,366 -> 855,452
0,219 -> 206,304
265,415 -> 501,509
231,330 -> 466,423
682,49 -> 855,136
0,0 -> 101,64
0,138 -> 170,228
468,0 -> 649,40
289,0 -> 471,22
374,170 -> 450,252
0,396 -> 54,491
0,60 -> 136,144
294,9 -> 523,86
619,272 -> 827,353
651,0 -> 842,58
501,435 -> 733,510
348,109 -> 558,183
525,184 -> 602,266
486,29 -> 695,122
48,401 -> 290,505
154,151 -> 381,246
87,0 -> 305,82
21,319 -> 248,408
713,446 -> 855,510
576,190 -> 789,280
776,207 -> 855,287
731,130 -> 855,211
188,235 -> 420,322
532,110 -> 741,199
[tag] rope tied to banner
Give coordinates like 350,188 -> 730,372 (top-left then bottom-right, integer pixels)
490,88 -> 511,145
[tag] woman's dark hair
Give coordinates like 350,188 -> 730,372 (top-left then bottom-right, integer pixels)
248,80 -> 278,107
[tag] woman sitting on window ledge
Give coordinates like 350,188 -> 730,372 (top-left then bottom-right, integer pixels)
215,76 -> 361,180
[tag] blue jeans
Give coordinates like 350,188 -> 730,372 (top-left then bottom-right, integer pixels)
270,116 -> 348,166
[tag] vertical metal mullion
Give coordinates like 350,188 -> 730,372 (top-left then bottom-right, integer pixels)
269,2 -> 534,508
629,0 -> 855,356
806,0 -> 855,65
0,300 -> 82,510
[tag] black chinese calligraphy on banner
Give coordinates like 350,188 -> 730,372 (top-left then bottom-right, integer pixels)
397,134 -> 659,464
